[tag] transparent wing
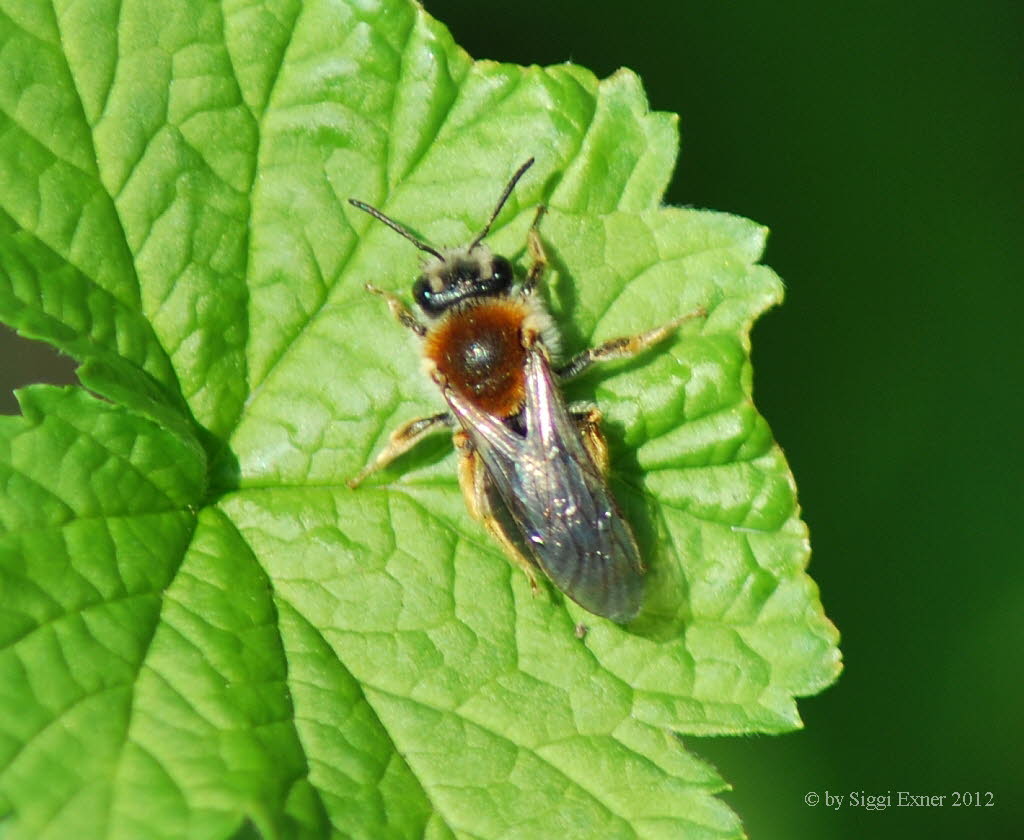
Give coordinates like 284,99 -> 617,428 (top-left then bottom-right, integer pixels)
446,347 -> 644,623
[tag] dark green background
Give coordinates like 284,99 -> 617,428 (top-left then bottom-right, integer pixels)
2,1 -> 1020,837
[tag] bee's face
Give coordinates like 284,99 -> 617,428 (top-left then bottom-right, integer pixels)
412,247 -> 515,317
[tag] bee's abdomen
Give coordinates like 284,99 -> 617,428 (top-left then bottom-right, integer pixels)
426,300 -> 528,417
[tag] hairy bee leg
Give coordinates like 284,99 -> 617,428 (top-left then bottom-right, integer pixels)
521,205 -> 548,295
454,431 -> 540,594
348,412 -> 453,487
364,283 -> 427,337
570,405 -> 645,575
556,306 -> 707,381
454,431 -> 487,521
571,405 -> 610,476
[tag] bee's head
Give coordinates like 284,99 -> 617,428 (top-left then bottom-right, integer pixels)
348,158 -> 535,316
412,248 -> 514,316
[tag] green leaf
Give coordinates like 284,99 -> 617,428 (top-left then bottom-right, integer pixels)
0,0 -> 840,837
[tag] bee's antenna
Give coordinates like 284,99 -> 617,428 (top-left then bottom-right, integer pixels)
469,158 -> 535,252
348,198 -> 446,262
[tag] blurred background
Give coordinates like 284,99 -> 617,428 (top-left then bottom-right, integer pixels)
3,1 -> 1020,836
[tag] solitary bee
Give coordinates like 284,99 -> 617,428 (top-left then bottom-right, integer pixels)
348,159 -> 694,623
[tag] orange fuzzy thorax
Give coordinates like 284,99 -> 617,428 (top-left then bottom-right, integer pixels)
424,299 -> 530,418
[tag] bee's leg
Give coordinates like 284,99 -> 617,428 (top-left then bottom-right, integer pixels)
521,205 -> 548,296
348,412 -> 453,487
556,306 -> 706,381
568,404 -> 609,475
364,283 -> 427,337
454,431 -> 540,594
569,405 -> 647,575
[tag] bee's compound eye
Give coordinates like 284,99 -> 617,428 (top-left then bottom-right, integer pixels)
490,256 -> 513,291
413,275 -> 438,313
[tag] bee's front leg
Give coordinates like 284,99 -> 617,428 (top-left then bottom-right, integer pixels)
364,283 -> 427,337
521,205 -> 548,296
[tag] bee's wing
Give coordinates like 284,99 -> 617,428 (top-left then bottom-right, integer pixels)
446,346 -> 644,623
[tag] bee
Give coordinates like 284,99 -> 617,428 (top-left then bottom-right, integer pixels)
348,159 -> 694,623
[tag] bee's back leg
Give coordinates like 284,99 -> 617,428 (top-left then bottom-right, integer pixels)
454,430 -> 540,593
569,405 -> 646,575
569,404 -> 609,476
